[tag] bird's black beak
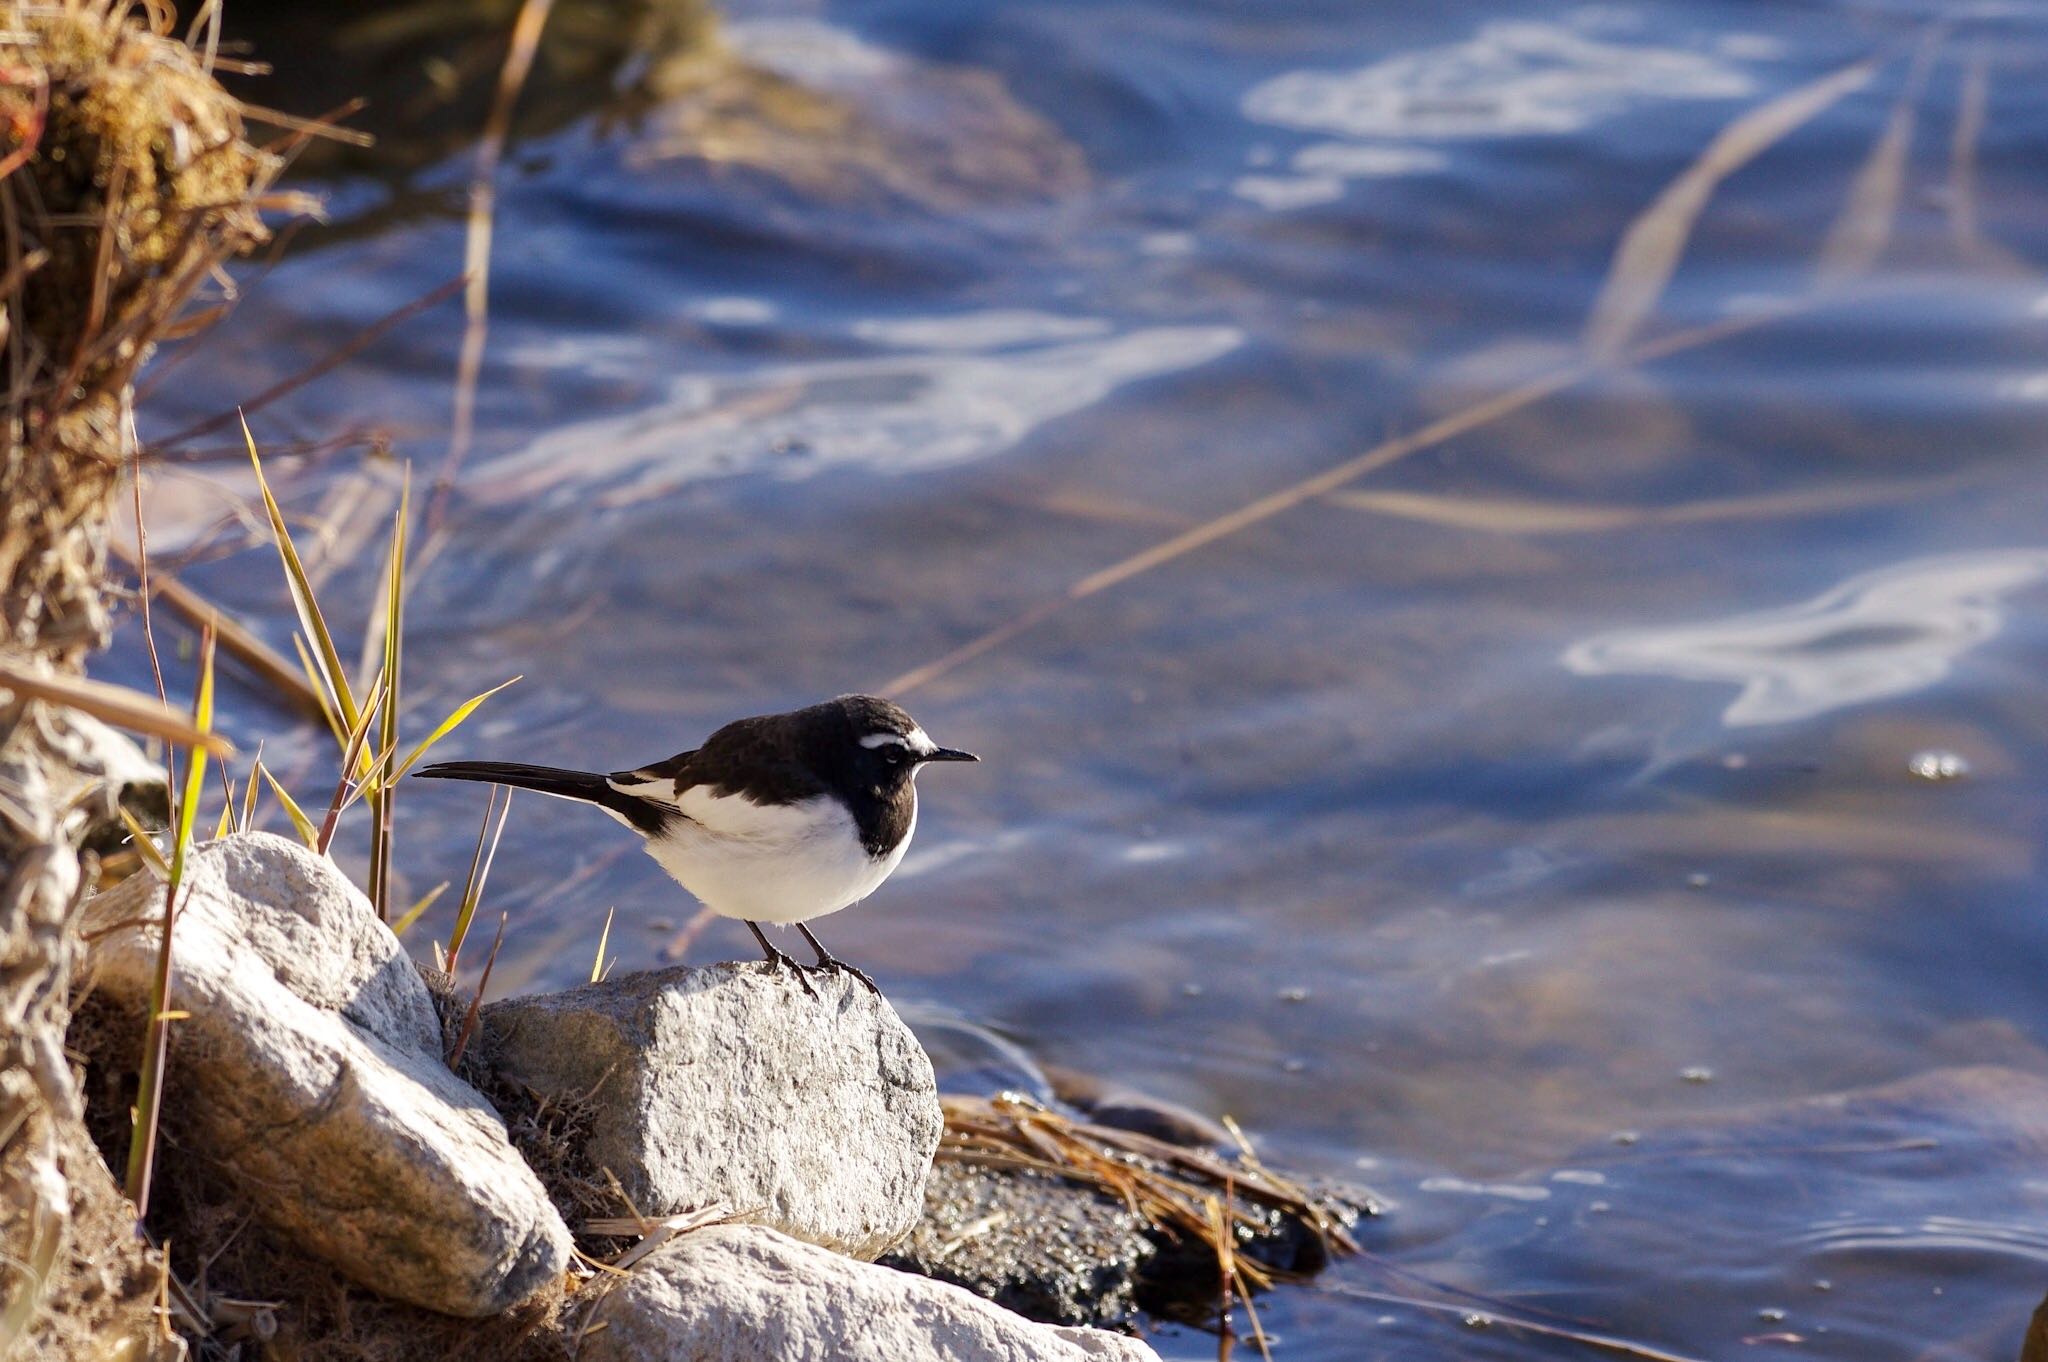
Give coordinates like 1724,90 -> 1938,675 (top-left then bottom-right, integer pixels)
923,747 -> 979,763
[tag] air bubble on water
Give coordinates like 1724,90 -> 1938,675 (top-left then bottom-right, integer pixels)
1908,750 -> 1969,781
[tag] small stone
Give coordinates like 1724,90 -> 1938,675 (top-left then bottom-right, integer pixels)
482,961 -> 941,1260
1277,985 -> 1310,1003
78,833 -> 571,1317
1680,1066 -> 1714,1084
583,1224 -> 1160,1362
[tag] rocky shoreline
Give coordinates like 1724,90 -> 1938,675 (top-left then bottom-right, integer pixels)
69,831 -> 1156,1356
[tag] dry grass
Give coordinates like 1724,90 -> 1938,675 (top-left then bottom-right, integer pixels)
937,1090 -> 1357,1353
1,5 -> 295,1356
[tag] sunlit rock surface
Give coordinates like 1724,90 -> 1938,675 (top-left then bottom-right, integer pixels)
79,833 -> 572,1316
482,961 -> 942,1259
581,1224 -> 1161,1362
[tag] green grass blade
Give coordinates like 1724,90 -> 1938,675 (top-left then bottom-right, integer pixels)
591,905 -> 615,984
168,637 -> 213,893
126,626 -> 216,1215
368,474 -> 409,919
244,413 -> 359,736
259,765 -> 321,850
117,806 -> 170,879
292,633 -> 345,749
317,667 -> 386,856
446,786 -> 512,972
243,747 -> 264,833
392,880 -> 449,938
389,676 -> 520,784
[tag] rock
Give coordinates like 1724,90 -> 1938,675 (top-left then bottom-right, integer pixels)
881,1162 -> 1154,1329
78,832 -> 572,1317
481,962 -> 941,1260
581,1223 -> 1161,1362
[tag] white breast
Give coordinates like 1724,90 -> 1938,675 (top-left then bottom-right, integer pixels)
637,785 -> 913,924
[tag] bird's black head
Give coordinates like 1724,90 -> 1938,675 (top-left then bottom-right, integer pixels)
809,694 -> 978,792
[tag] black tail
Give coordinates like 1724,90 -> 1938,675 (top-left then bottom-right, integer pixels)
412,761 -> 669,835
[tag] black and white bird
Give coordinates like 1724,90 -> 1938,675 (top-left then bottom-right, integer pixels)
414,694 -> 977,993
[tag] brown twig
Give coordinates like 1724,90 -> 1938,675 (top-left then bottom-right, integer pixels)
1315,1280 -> 1713,1362
883,297 -> 1824,698
448,912 -> 509,1069
152,276 -> 464,447
108,540 -> 325,718
429,0 -> 558,534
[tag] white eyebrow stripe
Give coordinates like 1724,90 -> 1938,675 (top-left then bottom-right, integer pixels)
859,726 -> 937,754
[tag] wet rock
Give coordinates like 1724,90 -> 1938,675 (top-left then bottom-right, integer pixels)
581,1223 -> 1161,1362
1044,1064 -> 1235,1151
481,962 -> 941,1260
77,832 -> 572,1317
882,1162 -> 1154,1330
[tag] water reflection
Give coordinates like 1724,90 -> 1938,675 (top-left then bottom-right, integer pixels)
481,313 -> 1241,504
1235,15 -> 1765,208
1561,549 -> 2048,726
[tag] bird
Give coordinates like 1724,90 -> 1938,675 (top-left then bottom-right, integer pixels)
413,694 -> 977,994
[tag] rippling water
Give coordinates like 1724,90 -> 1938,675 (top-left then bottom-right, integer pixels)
118,1 -> 2048,1355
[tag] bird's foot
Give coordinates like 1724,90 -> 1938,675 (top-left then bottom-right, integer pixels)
746,921 -> 820,999
812,957 -> 882,996
764,947 -> 819,999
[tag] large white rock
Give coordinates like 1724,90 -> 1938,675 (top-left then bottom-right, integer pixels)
581,1224 -> 1161,1362
481,962 -> 941,1260
80,832 -> 572,1316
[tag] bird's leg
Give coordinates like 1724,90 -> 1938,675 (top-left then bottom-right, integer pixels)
746,920 -> 818,999
795,923 -> 880,995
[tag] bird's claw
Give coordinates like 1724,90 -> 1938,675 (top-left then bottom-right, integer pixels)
813,957 -> 882,995
765,948 -> 819,999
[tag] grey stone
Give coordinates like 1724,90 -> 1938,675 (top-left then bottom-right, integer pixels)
581,1224 -> 1161,1362
481,962 -> 941,1260
882,1162 -> 1154,1329
79,832 -> 571,1317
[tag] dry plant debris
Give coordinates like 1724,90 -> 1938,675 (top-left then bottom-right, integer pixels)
938,1093 -> 1361,1290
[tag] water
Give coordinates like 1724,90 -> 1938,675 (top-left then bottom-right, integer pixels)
117,1 -> 2048,1356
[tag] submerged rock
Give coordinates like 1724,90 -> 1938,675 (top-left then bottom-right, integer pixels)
77,833 -> 572,1317
580,1223 -> 1161,1362
481,961 -> 941,1260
